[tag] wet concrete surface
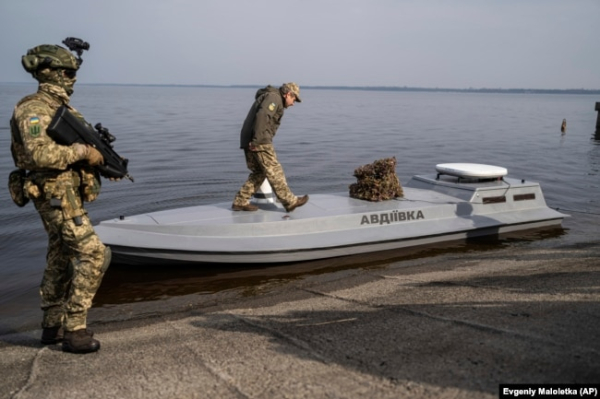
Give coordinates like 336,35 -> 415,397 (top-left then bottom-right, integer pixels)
1,232 -> 599,399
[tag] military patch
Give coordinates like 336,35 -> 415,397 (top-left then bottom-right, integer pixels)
29,116 -> 41,137
268,103 -> 276,111
29,125 -> 41,136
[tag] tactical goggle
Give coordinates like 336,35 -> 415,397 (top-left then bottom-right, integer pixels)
62,69 -> 77,79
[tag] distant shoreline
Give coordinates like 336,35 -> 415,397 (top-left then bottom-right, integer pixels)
2,81 -> 599,95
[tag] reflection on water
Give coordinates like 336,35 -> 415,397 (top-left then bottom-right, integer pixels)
93,226 -> 566,306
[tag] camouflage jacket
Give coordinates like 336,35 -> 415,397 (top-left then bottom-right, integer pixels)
239,86 -> 285,149
10,84 -> 101,206
10,83 -> 84,172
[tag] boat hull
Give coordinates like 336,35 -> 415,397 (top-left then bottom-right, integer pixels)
95,174 -> 567,265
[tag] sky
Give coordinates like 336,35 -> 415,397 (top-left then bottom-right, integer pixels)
1,0 -> 599,90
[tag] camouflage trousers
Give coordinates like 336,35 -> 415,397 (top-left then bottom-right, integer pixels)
233,144 -> 297,208
33,194 -> 109,332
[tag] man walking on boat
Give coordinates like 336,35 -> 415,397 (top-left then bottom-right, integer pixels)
9,38 -> 111,354
232,83 -> 309,212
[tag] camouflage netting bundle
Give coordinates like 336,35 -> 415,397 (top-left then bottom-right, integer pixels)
349,157 -> 404,201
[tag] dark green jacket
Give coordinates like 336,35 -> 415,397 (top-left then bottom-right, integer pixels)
239,86 -> 285,149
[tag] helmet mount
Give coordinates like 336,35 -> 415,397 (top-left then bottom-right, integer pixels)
62,37 -> 90,66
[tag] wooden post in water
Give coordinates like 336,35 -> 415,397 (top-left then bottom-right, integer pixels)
596,102 -> 600,130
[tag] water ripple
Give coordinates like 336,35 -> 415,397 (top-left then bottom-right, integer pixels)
1,84 -> 599,309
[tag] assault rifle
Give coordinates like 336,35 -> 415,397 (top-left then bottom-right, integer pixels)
47,105 -> 134,181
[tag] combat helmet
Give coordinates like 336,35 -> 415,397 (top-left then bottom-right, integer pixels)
21,44 -> 80,74
22,37 -> 89,73
21,38 -> 89,95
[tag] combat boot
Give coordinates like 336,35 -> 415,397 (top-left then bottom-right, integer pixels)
62,329 -> 100,354
285,195 -> 309,212
41,326 -> 64,345
232,203 -> 259,211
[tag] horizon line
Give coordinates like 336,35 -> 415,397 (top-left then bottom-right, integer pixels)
2,81 -> 599,94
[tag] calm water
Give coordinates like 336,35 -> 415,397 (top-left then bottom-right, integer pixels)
1,83 -> 599,331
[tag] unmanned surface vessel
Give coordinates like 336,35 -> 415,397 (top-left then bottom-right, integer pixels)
95,163 -> 567,265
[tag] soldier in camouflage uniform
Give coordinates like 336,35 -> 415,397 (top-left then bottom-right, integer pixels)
9,41 -> 110,354
232,83 -> 309,212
